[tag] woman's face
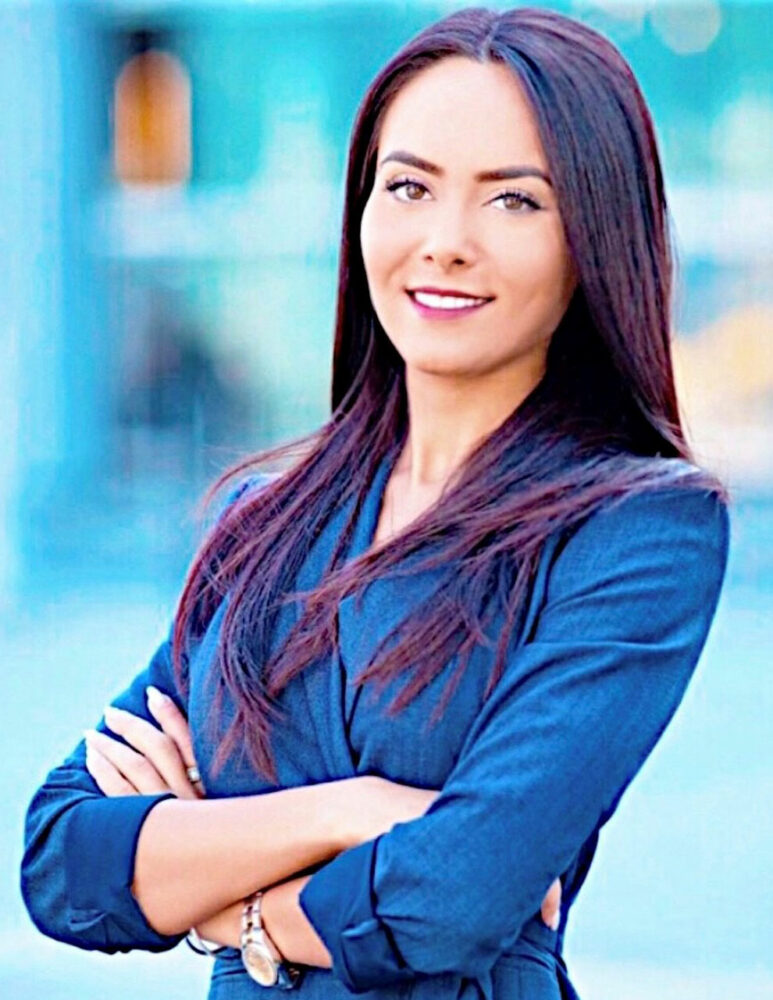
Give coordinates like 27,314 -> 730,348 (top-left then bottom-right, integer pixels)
360,56 -> 578,383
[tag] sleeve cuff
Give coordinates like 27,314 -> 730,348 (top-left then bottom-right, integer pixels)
298,836 -> 415,993
65,792 -> 184,950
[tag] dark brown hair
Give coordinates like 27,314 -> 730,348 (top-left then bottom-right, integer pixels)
172,6 -> 728,781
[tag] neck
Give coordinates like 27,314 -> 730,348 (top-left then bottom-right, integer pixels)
395,360 -> 545,489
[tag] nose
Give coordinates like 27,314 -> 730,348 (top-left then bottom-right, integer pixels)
420,208 -> 477,271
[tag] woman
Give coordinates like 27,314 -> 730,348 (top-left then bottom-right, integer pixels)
21,7 -> 731,1000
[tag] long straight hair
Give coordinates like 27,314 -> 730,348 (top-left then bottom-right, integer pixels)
173,6 -> 728,782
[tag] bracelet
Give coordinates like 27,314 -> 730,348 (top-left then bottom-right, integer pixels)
185,926 -> 228,956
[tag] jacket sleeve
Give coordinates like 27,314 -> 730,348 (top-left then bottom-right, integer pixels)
20,630 -> 186,953
298,485 -> 731,992
20,473 -> 275,953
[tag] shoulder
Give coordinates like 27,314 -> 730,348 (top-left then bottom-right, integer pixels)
545,460 -> 730,604
210,470 -> 283,527
226,470 -> 282,503
567,456 -> 728,545
583,474 -> 728,545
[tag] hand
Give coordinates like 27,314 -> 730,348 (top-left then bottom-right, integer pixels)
540,877 -> 562,931
84,685 -> 204,800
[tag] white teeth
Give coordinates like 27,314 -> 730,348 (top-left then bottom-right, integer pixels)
412,291 -> 488,310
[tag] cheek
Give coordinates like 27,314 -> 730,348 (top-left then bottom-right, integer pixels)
360,197 -> 401,288
497,220 -> 575,300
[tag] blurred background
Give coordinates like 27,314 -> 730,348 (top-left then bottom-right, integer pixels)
1,0 -> 770,997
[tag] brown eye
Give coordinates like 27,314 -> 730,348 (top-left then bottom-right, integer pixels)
492,190 -> 540,213
385,178 -> 429,202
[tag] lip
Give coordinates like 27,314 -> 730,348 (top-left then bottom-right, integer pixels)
409,286 -> 494,299
406,288 -> 494,320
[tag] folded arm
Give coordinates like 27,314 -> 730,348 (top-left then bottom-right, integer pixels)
20,473 -> 334,952
19,616 -> 358,951
295,486 -> 730,992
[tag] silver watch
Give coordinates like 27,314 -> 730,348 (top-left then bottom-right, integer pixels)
240,891 -> 303,990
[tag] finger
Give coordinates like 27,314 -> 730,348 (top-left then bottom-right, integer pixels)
145,687 -> 205,798
102,705 -> 199,799
85,740 -> 140,796
84,728 -> 168,795
542,877 -> 562,929
541,877 -> 562,930
145,687 -> 197,766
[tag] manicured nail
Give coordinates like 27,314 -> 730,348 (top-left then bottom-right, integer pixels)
146,685 -> 170,709
83,728 -> 100,742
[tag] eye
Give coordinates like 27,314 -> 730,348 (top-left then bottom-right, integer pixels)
490,189 -> 541,213
384,176 -> 429,202
383,177 -> 541,212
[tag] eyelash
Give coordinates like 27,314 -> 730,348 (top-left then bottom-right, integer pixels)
383,175 -> 541,212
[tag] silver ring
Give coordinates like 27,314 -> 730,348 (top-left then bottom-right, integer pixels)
186,765 -> 201,784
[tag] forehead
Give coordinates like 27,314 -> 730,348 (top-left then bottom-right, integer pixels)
377,56 -> 548,173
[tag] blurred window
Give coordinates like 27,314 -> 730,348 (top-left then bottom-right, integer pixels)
114,32 -> 191,185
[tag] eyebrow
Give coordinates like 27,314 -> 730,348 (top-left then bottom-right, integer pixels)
378,149 -> 553,187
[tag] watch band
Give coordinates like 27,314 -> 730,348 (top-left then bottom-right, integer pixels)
185,926 -> 227,956
240,891 -> 304,990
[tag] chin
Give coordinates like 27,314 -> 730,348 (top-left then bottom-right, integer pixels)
402,351 -> 488,379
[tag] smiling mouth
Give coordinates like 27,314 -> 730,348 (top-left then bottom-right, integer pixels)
408,289 -> 493,308
406,289 -> 494,315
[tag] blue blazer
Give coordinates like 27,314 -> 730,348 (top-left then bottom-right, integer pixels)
21,449 -> 730,1000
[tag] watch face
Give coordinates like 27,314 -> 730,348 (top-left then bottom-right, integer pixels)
242,942 -> 278,987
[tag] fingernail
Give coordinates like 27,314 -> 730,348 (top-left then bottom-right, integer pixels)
146,685 -> 170,708
83,728 -> 99,742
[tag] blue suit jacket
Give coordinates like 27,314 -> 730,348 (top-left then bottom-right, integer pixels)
21,450 -> 730,1000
